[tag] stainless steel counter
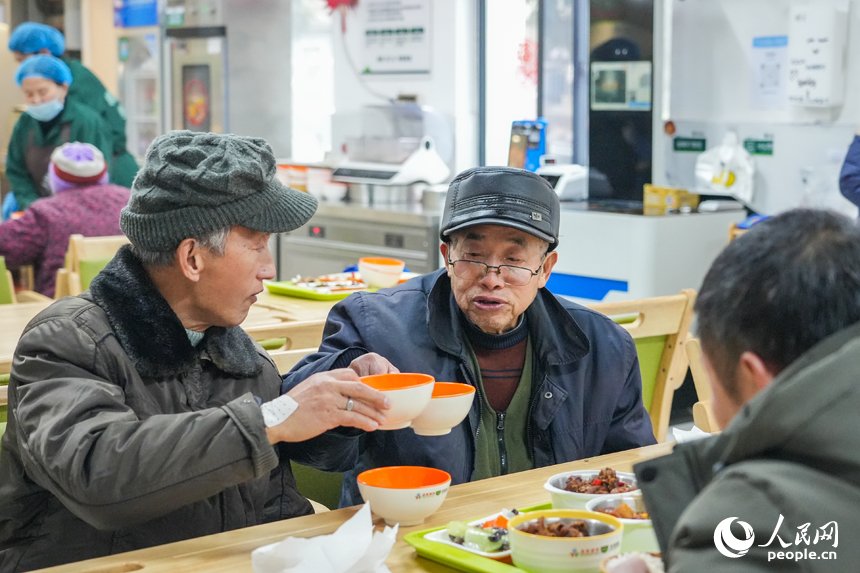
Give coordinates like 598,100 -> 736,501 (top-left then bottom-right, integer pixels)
312,200 -> 444,226
277,200 -> 444,280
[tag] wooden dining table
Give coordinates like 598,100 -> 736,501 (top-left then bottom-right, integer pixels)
34,442 -> 675,573
0,292 -> 340,375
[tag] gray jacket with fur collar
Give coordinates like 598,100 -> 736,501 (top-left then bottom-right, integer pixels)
0,246 -> 341,572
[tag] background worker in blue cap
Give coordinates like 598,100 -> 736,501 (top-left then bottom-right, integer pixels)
3,55 -> 113,219
8,22 -> 139,188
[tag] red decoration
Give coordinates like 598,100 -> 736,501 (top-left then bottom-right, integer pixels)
517,39 -> 538,86
325,0 -> 358,32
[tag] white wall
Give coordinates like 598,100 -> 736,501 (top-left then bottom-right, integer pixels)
330,0 -> 477,176
224,0 -> 292,157
655,0 -> 860,215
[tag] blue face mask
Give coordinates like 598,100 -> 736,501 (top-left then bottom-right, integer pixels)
26,98 -> 64,122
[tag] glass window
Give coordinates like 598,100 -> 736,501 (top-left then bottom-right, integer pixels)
291,0 -> 335,163
541,0 -> 575,164
484,0 -> 539,166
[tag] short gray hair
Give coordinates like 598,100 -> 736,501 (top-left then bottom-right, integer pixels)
132,226 -> 232,268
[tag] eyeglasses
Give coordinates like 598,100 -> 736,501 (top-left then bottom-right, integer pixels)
446,257 -> 544,286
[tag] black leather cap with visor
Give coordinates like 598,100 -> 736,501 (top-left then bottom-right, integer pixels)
439,166 -> 560,250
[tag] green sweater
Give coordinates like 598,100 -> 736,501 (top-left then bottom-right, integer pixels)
469,337 -> 535,480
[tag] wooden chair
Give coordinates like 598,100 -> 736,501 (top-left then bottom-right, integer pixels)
55,234 -> 130,298
684,338 -> 720,433
244,320 -> 326,353
728,222 -> 747,243
0,257 -> 15,305
268,348 -> 317,374
0,257 -> 53,304
588,289 -> 697,443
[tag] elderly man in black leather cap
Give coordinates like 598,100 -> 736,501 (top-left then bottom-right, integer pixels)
283,166 -> 657,508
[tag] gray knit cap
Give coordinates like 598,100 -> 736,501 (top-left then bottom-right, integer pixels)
121,131 -> 318,252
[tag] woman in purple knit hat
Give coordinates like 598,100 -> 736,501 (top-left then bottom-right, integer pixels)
0,142 -> 130,297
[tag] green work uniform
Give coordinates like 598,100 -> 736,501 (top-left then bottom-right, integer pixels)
64,57 -> 139,187
6,98 -> 113,210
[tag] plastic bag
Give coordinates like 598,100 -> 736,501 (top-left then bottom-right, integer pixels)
695,132 -> 755,206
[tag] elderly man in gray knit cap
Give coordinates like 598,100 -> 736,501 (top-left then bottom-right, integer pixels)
0,131 -> 390,571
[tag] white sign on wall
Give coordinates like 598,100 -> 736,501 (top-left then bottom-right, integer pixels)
788,3 -> 849,108
751,36 -> 788,110
362,0 -> 431,74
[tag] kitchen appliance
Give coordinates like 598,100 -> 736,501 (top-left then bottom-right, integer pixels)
278,203 -> 442,280
331,104 -> 452,204
536,163 -> 589,201
162,0 -> 228,134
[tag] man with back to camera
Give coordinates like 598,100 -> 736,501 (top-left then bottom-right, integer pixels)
282,166 -> 657,507
0,131 -> 390,572
634,209 -> 860,571
8,22 -> 139,187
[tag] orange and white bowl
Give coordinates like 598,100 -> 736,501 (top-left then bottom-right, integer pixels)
508,509 -> 623,573
357,466 -> 451,526
410,382 -> 476,436
358,257 -> 406,288
361,373 -> 434,430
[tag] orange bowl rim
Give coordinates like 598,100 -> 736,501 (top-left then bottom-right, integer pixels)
361,373 -> 435,391
357,465 -> 452,489
431,382 -> 476,398
359,257 -> 406,266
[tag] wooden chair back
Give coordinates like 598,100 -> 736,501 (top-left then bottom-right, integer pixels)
728,222 -> 747,243
244,320 -> 326,352
268,348 -> 317,374
55,234 -> 130,298
587,289 -> 697,442
684,337 -> 720,433
0,257 -> 15,305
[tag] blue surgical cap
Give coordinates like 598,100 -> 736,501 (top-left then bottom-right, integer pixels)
15,55 -> 73,86
8,22 -> 65,57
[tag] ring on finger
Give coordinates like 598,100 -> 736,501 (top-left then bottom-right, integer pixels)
345,397 -> 355,411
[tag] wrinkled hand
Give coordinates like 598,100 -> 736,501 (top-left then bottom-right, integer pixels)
268,368 -> 391,443
349,353 -> 400,377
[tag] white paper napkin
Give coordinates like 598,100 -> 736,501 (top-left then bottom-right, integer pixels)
672,425 -> 711,443
252,502 -> 398,573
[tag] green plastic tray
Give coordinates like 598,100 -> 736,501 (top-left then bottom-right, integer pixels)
403,503 -> 552,573
263,280 -> 365,301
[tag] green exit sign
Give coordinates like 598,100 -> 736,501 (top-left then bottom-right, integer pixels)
744,139 -> 774,156
673,137 -> 707,152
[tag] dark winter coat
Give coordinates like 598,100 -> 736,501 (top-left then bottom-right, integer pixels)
0,246 -> 349,572
635,320 -> 860,572
282,269 -> 656,507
